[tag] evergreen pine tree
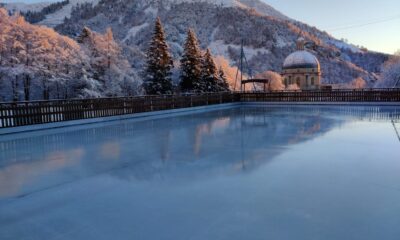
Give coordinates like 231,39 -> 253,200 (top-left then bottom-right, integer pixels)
143,17 -> 173,95
217,67 -> 230,92
180,28 -> 203,93
201,48 -> 219,92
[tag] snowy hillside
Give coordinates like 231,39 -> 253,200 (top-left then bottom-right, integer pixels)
1,0 -> 390,88
2,0 -> 289,27
167,0 -> 290,20
1,1 -> 51,13
1,0 -> 100,27
53,0 -> 388,86
39,0 -> 100,27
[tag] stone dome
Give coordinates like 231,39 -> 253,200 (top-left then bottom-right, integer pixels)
283,50 -> 320,70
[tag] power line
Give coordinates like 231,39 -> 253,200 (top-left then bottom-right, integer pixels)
326,14 -> 400,32
322,14 -> 400,29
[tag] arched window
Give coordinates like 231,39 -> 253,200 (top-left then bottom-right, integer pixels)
311,77 -> 315,85
296,77 -> 300,86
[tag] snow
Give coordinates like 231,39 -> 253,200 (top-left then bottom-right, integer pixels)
144,6 -> 157,16
2,1 -> 51,13
283,50 -> 320,69
1,105 -> 400,239
328,39 -> 362,53
123,23 -> 149,43
1,0 -> 387,87
142,0 -> 289,19
209,40 -> 270,63
234,0 -> 290,20
162,0 -> 288,18
38,0 -> 100,28
0,13 -> 140,101
275,35 -> 291,48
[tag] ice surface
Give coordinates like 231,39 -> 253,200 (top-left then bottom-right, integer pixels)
1,105 -> 400,240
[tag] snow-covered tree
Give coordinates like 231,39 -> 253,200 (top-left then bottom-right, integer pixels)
201,49 -> 219,92
376,54 -> 400,88
142,17 -> 173,95
0,9 -> 140,101
217,67 -> 230,92
254,71 -> 284,91
200,50 -> 229,92
350,77 -> 366,89
77,26 -> 141,97
180,28 -> 203,93
0,9 -> 90,101
214,55 -> 243,90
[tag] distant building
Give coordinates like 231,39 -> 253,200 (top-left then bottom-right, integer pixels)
282,38 -> 321,90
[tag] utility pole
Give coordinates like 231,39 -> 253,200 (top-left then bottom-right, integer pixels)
234,40 -> 245,92
240,40 -> 244,92
234,39 -> 256,92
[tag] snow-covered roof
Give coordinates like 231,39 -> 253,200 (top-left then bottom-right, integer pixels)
283,50 -> 320,69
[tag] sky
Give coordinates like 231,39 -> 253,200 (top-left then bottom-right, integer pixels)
266,0 -> 400,54
2,0 -> 400,54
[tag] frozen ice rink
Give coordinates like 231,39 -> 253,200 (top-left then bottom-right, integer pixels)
1,105 -> 400,240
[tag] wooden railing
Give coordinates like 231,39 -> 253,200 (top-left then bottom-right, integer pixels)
241,89 -> 400,102
0,93 -> 239,128
1,89 -> 400,129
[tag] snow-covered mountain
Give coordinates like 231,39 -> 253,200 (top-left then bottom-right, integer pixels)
53,0 -> 388,85
2,0 -> 288,27
166,0 -> 290,20
38,0 -> 100,27
1,0 -> 390,87
1,0 -> 100,27
1,1 -> 51,13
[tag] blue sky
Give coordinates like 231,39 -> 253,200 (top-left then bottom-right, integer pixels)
266,0 -> 400,54
3,0 -> 399,54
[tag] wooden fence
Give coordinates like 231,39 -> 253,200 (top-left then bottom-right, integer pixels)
0,93 -> 239,128
241,89 -> 400,102
1,89 -> 400,129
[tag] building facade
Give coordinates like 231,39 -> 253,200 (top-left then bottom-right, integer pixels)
282,38 -> 321,90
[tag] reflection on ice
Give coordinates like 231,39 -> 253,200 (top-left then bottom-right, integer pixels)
0,105 -> 400,240
0,148 -> 84,198
0,106 -> 399,199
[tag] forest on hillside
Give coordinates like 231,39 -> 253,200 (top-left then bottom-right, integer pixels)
0,0 -> 399,102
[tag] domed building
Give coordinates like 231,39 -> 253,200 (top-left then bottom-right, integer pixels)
282,38 -> 321,90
